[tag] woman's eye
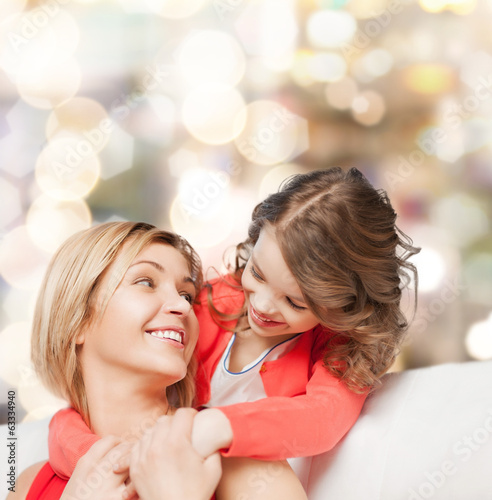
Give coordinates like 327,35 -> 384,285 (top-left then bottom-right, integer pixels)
136,278 -> 153,288
181,293 -> 194,304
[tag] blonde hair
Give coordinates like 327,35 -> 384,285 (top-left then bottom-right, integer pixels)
31,222 -> 202,425
225,167 -> 419,392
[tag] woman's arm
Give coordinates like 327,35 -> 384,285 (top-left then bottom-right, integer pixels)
216,458 -> 307,500
7,461 -> 45,500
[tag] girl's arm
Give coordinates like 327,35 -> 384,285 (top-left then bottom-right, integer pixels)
195,358 -> 368,460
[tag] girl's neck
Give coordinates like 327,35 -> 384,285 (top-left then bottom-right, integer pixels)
231,316 -> 299,372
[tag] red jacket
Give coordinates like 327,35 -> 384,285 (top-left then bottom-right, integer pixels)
194,278 -> 367,460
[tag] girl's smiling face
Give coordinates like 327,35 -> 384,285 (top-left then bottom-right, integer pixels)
77,242 -> 199,386
241,224 -> 320,342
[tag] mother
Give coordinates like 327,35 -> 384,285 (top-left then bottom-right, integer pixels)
9,222 -> 306,500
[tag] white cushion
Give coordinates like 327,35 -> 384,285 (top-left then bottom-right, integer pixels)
307,361 -> 492,500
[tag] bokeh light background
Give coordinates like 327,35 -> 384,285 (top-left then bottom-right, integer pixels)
1,0 -> 492,423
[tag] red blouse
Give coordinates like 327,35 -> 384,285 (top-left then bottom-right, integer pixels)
26,462 -> 67,500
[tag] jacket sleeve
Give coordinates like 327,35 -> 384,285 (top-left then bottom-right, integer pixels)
48,408 -> 100,479
217,360 -> 368,460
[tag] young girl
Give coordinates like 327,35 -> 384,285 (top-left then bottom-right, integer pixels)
47,167 -> 419,486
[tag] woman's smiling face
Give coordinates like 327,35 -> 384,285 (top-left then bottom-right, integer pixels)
77,242 -> 199,385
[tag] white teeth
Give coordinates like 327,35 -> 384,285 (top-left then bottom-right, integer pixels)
149,330 -> 183,344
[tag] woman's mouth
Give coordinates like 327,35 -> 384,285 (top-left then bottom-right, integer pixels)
249,305 -> 285,328
146,328 -> 185,349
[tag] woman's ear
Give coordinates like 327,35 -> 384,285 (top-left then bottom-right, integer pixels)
75,329 -> 86,345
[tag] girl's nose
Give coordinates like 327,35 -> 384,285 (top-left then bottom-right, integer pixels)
253,292 -> 276,315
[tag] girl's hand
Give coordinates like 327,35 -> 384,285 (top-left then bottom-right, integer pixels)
60,436 -> 137,500
129,408 -> 222,500
191,408 -> 233,458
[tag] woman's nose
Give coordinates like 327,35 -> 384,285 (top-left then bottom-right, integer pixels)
162,293 -> 192,316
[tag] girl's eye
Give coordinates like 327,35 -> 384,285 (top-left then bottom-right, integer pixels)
287,297 -> 307,311
250,265 -> 263,281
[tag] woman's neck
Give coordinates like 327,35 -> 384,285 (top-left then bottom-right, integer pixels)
82,365 -> 171,440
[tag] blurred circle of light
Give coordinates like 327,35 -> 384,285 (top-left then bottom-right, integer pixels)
0,12 -> 56,82
26,194 -> 92,254
435,128 -> 465,163
19,382 -> 68,419
234,100 -> 299,165
0,9 -> 79,84
351,90 -> 386,126
144,0 -> 208,18
17,58 -> 81,110
419,0 -> 476,13
234,0 -> 298,58
348,0 -> 392,18
412,247 -> 446,293
307,53 -> 347,82
2,288 -> 36,324
35,134 -> 101,201
177,167 -> 230,219
360,49 -> 393,78
450,0 -> 477,15
465,313 -> 492,360
307,10 -> 357,48
418,0 -> 447,12
170,195 -> 234,250
177,31 -> 246,87
291,50 -> 316,87
0,226 -> 51,290
430,194 -> 489,247
182,84 -> 246,145
46,97 -> 111,154
0,178 -> 22,228
259,164 -> 304,200
325,77 -> 358,110
0,0 -> 27,17
0,322 -> 31,385
402,64 -> 455,94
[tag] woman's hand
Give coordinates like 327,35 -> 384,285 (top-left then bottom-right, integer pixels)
191,408 -> 234,458
128,408 -> 222,500
60,436 -> 135,500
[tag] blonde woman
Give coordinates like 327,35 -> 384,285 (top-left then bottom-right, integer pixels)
9,222 -> 306,500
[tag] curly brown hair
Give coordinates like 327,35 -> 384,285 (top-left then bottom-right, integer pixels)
223,167 -> 419,392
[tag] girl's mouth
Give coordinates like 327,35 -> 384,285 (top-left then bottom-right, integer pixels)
249,305 -> 285,328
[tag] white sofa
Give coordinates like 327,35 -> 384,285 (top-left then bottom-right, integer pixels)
1,361 -> 491,500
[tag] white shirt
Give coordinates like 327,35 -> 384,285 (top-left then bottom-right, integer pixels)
206,332 -> 301,408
